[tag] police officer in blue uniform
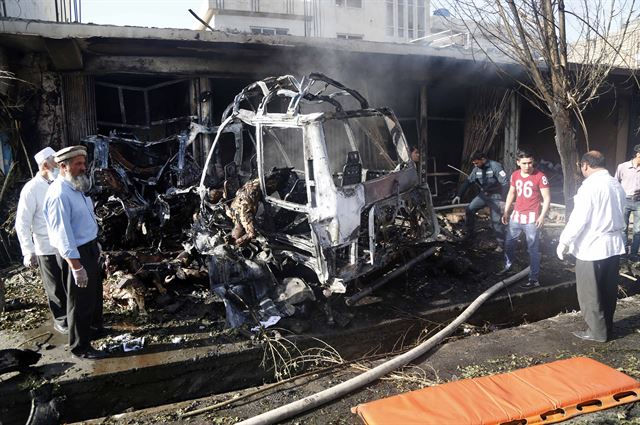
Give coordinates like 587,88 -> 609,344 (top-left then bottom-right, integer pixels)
452,151 -> 509,240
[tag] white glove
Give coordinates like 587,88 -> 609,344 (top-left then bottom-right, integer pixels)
451,196 -> 461,205
556,243 -> 568,261
71,266 -> 88,288
23,254 -> 38,268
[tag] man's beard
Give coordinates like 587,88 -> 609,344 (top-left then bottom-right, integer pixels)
64,172 -> 91,192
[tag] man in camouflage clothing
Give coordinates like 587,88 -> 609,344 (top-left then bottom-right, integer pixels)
225,168 -> 291,246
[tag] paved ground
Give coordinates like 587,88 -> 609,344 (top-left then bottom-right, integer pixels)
3,211 -> 638,424
80,293 -> 640,424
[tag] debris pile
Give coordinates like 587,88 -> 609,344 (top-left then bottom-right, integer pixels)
86,131 -> 201,251
0,266 -> 48,331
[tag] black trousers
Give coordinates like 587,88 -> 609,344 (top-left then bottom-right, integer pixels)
36,254 -> 67,328
575,255 -> 620,341
57,239 -> 103,352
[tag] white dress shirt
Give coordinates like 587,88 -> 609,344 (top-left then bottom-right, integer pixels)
559,169 -> 626,261
15,174 -> 56,256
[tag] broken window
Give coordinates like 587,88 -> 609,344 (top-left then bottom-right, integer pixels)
95,79 -> 191,141
322,115 -> 400,186
201,123 -> 256,190
259,127 -> 309,234
262,127 -> 305,176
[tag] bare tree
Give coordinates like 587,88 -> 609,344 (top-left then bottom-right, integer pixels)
435,0 -> 637,208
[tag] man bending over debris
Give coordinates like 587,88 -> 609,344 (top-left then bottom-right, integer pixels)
225,167 -> 291,246
15,147 -> 68,334
452,151 -> 509,241
44,146 -> 106,360
499,149 -> 550,288
557,151 -> 625,343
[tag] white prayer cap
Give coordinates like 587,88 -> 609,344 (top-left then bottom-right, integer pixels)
33,147 -> 56,166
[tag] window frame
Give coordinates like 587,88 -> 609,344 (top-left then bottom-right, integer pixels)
337,33 -> 364,40
250,26 -> 289,36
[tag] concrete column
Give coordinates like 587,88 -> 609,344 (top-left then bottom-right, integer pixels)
503,93 -> 520,174
616,95 -> 630,166
189,79 -> 201,165
15,54 -> 66,154
62,74 -> 97,145
190,77 -> 213,166
199,76 -> 213,157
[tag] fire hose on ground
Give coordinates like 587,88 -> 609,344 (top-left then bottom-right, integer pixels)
237,266 -> 531,425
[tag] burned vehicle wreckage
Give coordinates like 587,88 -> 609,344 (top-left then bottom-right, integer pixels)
86,74 -> 439,328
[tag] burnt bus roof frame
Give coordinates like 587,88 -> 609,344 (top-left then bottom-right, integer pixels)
196,74 -> 439,293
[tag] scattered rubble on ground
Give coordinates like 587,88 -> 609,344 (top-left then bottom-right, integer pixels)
0,206 -> 577,352
0,267 -> 48,332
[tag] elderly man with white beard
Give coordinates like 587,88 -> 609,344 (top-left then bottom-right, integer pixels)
15,147 -> 68,334
44,145 -> 106,360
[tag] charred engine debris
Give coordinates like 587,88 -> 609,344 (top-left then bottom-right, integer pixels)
85,131 -> 208,313
86,74 -> 439,330
86,131 -> 201,249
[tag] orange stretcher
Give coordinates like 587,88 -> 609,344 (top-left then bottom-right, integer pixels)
352,357 -> 640,425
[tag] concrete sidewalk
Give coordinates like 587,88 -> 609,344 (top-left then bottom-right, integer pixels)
162,295 -> 640,424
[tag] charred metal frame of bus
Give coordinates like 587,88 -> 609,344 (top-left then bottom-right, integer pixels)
196,73 -> 439,296
85,132 -> 200,248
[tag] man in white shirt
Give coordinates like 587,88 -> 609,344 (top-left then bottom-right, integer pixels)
15,147 -> 68,334
557,151 -> 626,342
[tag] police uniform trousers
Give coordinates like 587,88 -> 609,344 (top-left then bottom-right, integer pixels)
575,255 -> 619,341
56,239 -> 103,352
36,254 -> 67,328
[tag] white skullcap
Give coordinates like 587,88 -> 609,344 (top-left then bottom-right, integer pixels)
34,147 -> 56,166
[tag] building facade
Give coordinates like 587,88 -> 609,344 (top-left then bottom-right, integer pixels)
0,0 -> 80,22
196,0 -> 431,43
